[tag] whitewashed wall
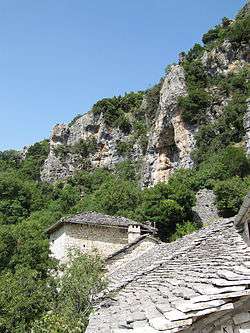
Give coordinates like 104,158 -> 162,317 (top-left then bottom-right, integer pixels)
50,223 -> 128,262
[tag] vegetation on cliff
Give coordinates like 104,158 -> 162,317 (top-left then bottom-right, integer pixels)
0,4 -> 249,331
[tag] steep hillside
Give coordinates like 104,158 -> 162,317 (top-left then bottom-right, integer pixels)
41,4 -> 249,186
0,4 -> 249,331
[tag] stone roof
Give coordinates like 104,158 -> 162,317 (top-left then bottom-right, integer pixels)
46,212 -> 156,234
86,218 -> 250,333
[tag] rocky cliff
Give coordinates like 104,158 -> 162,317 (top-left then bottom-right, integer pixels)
41,7 -> 249,185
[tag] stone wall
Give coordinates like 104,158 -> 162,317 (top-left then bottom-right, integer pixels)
50,224 -> 129,262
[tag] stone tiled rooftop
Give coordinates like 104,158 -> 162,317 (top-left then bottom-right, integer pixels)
86,217 -> 250,333
46,212 -> 156,234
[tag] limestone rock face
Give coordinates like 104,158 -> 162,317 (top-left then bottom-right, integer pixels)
40,38 -> 248,185
41,111 -> 143,183
201,40 -> 248,76
142,65 -> 196,187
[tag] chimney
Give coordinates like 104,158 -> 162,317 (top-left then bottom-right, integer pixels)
128,225 -> 141,243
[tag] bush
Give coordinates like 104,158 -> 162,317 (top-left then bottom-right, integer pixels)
0,267 -> 55,332
116,140 -> 133,157
217,68 -> 249,96
68,168 -> 112,195
132,120 -> 148,154
114,113 -> 132,133
186,43 -> 204,61
72,138 -> 98,158
0,171 -> 47,224
136,182 -> 195,240
75,178 -> 141,217
0,150 -> 21,170
202,25 -> 222,45
142,80 -> 163,123
182,60 -> 208,87
193,146 -> 250,189
214,176 -> 250,217
193,92 -> 248,162
179,87 -> 211,125
20,140 -> 50,181
32,251 -> 106,332
92,92 -> 144,127
53,144 -> 70,159
114,161 -> 139,181
170,221 -> 199,241
226,14 -> 250,44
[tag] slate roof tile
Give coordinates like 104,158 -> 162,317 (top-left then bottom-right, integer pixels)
86,217 -> 250,332
46,212 -> 156,234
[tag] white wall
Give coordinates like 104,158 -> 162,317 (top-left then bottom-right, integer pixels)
49,223 -> 128,263
49,225 -> 66,262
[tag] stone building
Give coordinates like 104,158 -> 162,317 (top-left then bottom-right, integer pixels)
46,212 -> 157,263
86,192 -> 250,333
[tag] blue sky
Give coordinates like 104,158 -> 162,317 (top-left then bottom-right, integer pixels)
0,0 -> 245,150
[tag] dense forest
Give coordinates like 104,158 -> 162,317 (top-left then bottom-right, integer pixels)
0,5 -> 249,332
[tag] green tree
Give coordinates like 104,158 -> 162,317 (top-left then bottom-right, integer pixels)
76,178 -> 141,217
213,176 -> 250,217
32,251 -> 106,332
0,267 -> 56,332
137,182 -> 195,240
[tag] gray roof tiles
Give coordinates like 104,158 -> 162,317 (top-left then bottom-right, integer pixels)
46,212 -> 156,234
86,218 -> 250,333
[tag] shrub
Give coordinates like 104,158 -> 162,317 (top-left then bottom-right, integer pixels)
179,87 -> 211,125
182,60 -> 208,87
68,169 -> 112,195
0,171 -> 46,224
226,14 -> 250,44
32,251 -> 106,332
214,176 -> 250,217
116,141 -> 133,157
193,93 -> 248,162
186,43 -> 204,61
53,144 -> 70,159
92,92 -> 144,128
136,182 -> 195,240
202,25 -> 222,45
114,161 -> 139,181
170,221 -> 199,241
20,140 -> 50,181
57,251 -> 106,329
114,113 -> 132,133
72,138 -> 97,158
75,178 -> 141,217
191,146 -> 250,191
142,80 -> 163,123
